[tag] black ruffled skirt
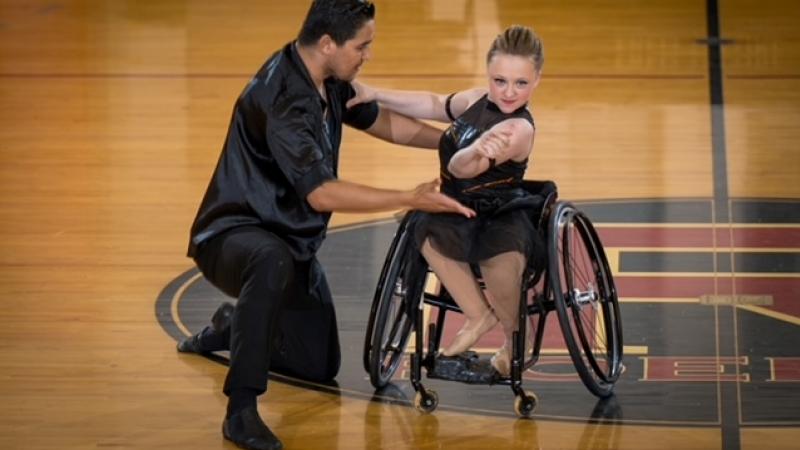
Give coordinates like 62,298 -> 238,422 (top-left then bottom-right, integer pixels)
411,194 -> 546,271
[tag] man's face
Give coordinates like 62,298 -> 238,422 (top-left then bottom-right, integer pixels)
329,20 -> 375,81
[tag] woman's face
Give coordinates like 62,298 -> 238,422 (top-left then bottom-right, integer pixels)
486,54 -> 540,113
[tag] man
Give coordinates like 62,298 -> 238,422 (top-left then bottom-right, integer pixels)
177,1 -> 474,449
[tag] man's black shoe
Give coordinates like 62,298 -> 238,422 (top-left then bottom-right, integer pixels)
223,406 -> 283,450
212,301 -> 235,333
176,333 -> 204,354
176,302 -> 234,354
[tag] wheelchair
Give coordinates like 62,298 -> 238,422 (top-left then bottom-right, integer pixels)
362,180 -> 623,417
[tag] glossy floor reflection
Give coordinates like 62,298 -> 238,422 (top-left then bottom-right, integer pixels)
2,0 -> 799,449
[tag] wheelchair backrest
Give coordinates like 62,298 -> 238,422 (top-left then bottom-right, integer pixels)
521,180 -> 558,231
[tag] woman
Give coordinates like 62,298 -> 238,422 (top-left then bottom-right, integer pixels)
350,25 -> 544,376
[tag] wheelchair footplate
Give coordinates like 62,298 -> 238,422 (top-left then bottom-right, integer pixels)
425,351 -> 500,385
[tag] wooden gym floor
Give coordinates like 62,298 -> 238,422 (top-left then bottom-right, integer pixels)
1,1 -> 798,449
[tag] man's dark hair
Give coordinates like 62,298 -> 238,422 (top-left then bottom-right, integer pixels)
297,0 -> 376,46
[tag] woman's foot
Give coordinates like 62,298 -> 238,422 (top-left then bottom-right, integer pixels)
441,310 -> 499,356
490,347 -> 511,377
491,338 -> 533,377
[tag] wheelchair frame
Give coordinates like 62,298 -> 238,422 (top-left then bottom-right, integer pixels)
363,180 -> 623,417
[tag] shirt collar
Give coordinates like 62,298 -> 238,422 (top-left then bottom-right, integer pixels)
287,41 -> 335,109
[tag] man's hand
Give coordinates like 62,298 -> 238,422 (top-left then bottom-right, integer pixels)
410,179 -> 476,218
346,80 -> 377,109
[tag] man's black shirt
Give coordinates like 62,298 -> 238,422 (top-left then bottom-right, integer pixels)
188,42 -> 379,260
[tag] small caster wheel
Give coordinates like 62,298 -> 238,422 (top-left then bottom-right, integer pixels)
514,390 -> 537,418
414,390 -> 439,414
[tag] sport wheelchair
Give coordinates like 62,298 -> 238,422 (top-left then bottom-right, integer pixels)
362,180 -> 623,417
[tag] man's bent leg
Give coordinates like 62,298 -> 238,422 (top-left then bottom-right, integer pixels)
198,228 -> 296,395
193,226 -> 293,450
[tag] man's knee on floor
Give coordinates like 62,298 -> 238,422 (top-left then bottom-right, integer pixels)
273,345 -> 341,383
302,357 -> 341,383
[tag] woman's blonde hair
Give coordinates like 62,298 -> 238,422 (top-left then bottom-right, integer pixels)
486,25 -> 544,71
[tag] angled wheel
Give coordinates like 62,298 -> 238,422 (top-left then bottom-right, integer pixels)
514,390 -> 538,418
414,390 -> 439,414
548,201 -> 623,397
366,214 -> 427,388
363,215 -> 413,373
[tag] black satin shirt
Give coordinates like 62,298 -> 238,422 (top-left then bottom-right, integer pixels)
188,42 -> 379,260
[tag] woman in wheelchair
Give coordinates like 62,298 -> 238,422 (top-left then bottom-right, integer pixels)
350,25 -> 544,376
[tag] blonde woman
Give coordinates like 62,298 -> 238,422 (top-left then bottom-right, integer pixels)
350,25 -> 545,376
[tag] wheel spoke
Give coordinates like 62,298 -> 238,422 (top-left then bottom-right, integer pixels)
369,225 -> 421,388
549,204 -> 622,395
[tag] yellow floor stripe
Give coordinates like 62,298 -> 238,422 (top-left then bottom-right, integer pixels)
171,272 -> 203,337
737,305 -> 800,326
620,297 -> 699,303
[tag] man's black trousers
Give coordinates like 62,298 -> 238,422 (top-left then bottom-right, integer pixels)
192,226 -> 341,395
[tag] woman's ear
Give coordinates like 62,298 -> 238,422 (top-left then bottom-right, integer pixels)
532,70 -> 542,89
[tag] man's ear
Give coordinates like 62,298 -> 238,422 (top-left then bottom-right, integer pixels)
318,34 -> 337,55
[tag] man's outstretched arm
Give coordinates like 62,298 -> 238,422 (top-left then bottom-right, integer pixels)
307,178 -> 475,217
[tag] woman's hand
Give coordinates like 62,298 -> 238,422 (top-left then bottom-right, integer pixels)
346,79 -> 377,108
475,129 -> 512,159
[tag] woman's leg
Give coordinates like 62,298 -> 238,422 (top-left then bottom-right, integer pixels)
420,238 -> 498,356
478,250 -> 528,375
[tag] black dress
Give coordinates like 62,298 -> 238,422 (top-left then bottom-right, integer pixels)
413,94 -> 544,268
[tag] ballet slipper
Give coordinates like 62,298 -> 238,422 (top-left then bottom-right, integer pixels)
491,347 -> 511,377
491,337 -> 533,377
441,310 -> 498,356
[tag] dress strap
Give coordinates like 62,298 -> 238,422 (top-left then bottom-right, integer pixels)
445,93 -> 456,121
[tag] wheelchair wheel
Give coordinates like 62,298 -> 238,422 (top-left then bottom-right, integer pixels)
514,390 -> 538,418
548,201 -> 623,398
366,216 -> 426,389
363,215 -> 413,373
414,389 -> 439,414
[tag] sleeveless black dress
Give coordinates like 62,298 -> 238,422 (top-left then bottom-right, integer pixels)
412,94 -> 544,267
